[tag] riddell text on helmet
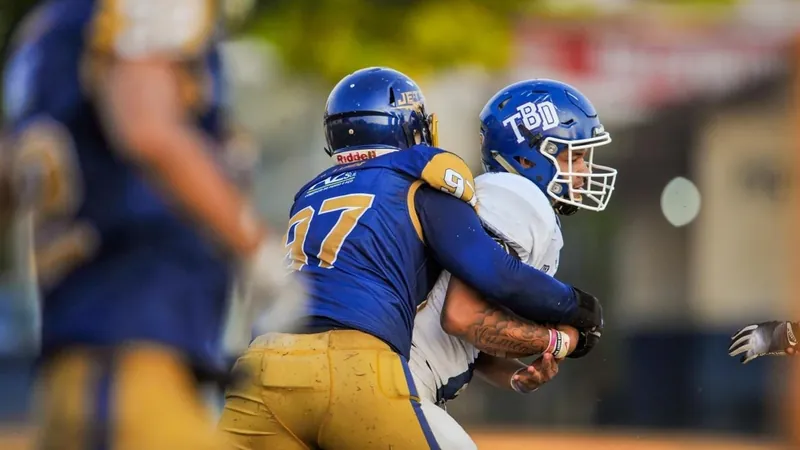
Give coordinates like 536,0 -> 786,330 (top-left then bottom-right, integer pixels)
336,150 -> 378,164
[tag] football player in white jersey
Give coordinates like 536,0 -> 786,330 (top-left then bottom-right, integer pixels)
409,79 -> 617,449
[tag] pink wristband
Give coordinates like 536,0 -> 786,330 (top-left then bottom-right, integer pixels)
544,329 -> 555,352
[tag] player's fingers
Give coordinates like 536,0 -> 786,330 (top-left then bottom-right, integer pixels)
728,335 -> 752,354
729,331 -> 754,349
728,343 -> 751,357
542,353 -> 558,374
524,359 -> 545,376
527,355 -> 544,371
518,363 -> 538,377
538,354 -> 558,379
516,371 -> 540,388
525,364 -> 542,380
742,354 -> 757,365
521,373 -> 542,386
537,354 -> 554,372
547,361 -> 559,379
728,345 -> 748,356
731,325 -> 757,340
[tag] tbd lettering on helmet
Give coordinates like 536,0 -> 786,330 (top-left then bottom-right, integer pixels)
502,101 -> 561,144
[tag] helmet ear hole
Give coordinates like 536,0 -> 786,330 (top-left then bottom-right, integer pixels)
514,156 -> 535,169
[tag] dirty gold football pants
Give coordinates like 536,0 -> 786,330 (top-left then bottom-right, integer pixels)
218,330 -> 440,449
34,344 -> 225,450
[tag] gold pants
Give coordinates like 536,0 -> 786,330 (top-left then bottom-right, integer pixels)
218,330 -> 439,449
34,344 -> 225,450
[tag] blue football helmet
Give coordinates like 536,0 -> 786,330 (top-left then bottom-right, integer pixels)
480,79 -> 617,215
323,67 -> 439,164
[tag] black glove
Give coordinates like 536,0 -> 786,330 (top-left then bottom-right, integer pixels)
568,327 -> 602,359
565,287 -> 603,330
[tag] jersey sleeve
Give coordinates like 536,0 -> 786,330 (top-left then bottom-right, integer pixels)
395,146 -> 477,209
88,0 -> 216,59
414,185 -> 577,324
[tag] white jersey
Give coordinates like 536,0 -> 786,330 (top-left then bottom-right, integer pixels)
409,172 -> 563,405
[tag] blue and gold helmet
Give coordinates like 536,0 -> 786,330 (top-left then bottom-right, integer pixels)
323,67 -> 439,165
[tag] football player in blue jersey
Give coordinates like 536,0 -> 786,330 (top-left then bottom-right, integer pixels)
1,2 -> 301,450
218,67 -> 604,450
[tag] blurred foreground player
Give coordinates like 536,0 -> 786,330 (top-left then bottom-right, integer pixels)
219,67 -> 604,449
1,1 -> 303,449
409,79 -> 616,449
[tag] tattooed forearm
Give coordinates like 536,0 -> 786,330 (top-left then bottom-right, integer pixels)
440,272 -> 553,358
461,304 -> 551,358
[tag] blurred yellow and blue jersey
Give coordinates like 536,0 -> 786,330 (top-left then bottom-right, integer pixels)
287,146 -> 476,358
3,0 -> 233,371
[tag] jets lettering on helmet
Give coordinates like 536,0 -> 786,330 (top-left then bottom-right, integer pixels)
501,101 -> 560,144
395,90 -> 424,109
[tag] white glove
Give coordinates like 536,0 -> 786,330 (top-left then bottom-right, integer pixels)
728,321 -> 798,364
223,236 -> 308,353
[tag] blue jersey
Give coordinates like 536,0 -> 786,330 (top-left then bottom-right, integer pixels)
287,146 -> 477,357
287,146 -> 581,359
3,0 -> 234,370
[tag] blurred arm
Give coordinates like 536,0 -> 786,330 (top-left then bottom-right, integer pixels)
90,0 -> 265,258
97,61 -> 263,256
415,186 -> 578,324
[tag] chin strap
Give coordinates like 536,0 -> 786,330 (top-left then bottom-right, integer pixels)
554,201 -> 579,216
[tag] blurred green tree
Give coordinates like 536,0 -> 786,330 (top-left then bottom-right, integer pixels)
241,0 -> 745,84
0,0 -> 746,90
243,0 -> 532,84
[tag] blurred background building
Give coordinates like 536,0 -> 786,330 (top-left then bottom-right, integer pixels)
1,0 -> 799,448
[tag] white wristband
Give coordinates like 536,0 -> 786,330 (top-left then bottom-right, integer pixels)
545,329 -> 571,359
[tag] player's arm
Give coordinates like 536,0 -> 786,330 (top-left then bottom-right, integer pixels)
85,1 -> 305,327
473,352 -> 560,394
98,62 -> 264,255
88,0 -> 263,258
415,186 -> 600,328
729,320 -> 800,364
440,275 -> 579,359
